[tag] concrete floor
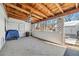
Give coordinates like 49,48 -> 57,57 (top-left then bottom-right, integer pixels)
65,34 -> 79,45
0,36 -> 66,56
64,48 -> 79,56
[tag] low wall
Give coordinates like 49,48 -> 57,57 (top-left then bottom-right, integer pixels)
32,31 -> 63,44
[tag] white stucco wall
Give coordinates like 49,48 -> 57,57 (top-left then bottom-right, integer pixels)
6,18 -> 31,37
0,4 -> 7,50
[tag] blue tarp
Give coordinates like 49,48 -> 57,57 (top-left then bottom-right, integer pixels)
6,30 -> 19,40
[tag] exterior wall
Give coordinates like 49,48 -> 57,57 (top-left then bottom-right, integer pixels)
64,26 -> 78,35
0,4 -> 7,50
64,20 -> 79,35
6,18 -> 31,37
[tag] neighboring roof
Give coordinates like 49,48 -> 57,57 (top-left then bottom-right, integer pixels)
64,20 -> 79,26
4,3 -> 79,23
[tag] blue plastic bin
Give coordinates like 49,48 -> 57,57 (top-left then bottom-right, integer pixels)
6,30 -> 19,40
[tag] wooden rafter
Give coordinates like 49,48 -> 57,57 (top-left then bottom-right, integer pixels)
8,12 -> 25,18
5,4 -> 43,20
40,3 -> 54,16
34,7 -> 79,23
34,3 -> 53,17
20,4 -> 48,18
8,12 -> 28,20
5,7 -> 30,20
6,6 -> 40,22
55,3 -> 64,13
8,12 -> 27,20
42,3 -> 54,16
49,3 -> 75,14
31,17 -> 39,23
32,17 -> 38,20
76,3 -> 78,8
61,3 -> 75,10
43,3 -> 58,14
6,6 -> 40,21
6,7 -> 28,18
4,3 -> 79,23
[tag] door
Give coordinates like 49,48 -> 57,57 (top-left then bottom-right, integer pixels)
18,23 -> 25,37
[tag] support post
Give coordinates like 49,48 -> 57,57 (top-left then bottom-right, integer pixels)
57,17 -> 65,45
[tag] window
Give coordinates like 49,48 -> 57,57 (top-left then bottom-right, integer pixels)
32,19 -> 58,32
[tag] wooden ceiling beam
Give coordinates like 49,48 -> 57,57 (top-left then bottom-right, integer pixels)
31,15 -> 39,22
6,6 -> 40,21
61,3 -> 75,10
55,3 -> 64,13
34,3 -> 54,17
33,7 -> 79,23
49,3 -> 75,14
40,3 -> 54,16
45,3 -> 74,14
8,12 -> 26,19
6,7 -> 29,20
4,3 -> 78,23
8,12 -> 27,20
42,3 -> 54,16
8,12 -> 28,19
32,17 -> 38,20
20,4 -> 47,18
9,15 -> 26,20
76,3 -> 78,8
43,3 -> 59,14
5,4 -> 43,20
8,10 -> 27,17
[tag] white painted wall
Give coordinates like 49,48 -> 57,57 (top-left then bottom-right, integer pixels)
65,26 -> 76,35
0,4 -> 8,50
64,26 -> 79,35
6,18 -> 31,37
32,18 -> 64,45
64,20 -> 79,35
32,31 -> 63,44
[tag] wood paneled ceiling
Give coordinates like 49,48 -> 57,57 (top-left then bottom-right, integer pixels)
4,3 -> 79,23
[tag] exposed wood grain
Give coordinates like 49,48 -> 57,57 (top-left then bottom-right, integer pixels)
5,4 -> 43,19
4,3 -> 78,23
55,3 -> 64,13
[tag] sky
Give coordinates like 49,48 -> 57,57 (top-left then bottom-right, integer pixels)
64,12 -> 79,22
38,12 -> 79,25
48,12 -> 79,24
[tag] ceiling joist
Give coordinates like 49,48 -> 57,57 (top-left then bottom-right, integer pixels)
76,3 -> 78,8
4,3 -> 79,23
8,12 -> 27,20
5,4 -> 43,20
34,3 -> 54,17
55,3 -> 64,13
42,3 -> 54,16
21,4 -> 48,18
34,7 -> 79,23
